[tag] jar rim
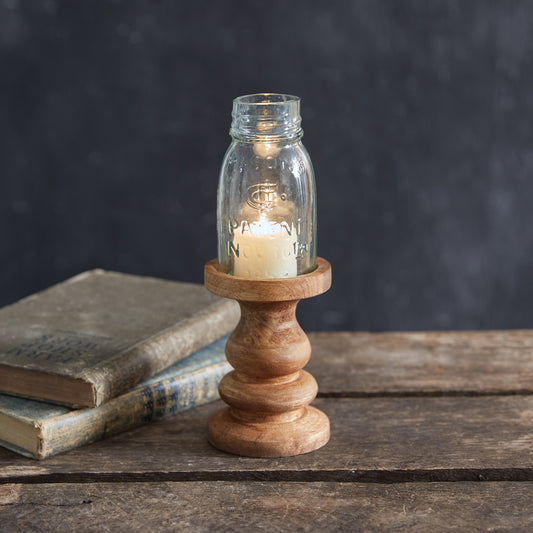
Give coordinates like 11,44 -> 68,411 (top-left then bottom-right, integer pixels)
234,93 -> 300,106
230,93 -> 303,141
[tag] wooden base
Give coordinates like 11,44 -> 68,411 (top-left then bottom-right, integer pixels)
204,257 -> 332,457
208,405 -> 330,457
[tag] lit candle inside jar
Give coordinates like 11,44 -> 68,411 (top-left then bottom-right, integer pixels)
253,141 -> 281,159
232,215 -> 297,278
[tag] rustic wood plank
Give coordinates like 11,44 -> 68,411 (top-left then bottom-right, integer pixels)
2,481 -> 533,532
308,330 -> 533,395
1,396 -> 533,481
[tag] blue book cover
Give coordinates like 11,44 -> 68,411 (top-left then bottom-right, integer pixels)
0,336 -> 230,459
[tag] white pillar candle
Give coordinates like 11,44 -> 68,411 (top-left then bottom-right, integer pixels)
253,141 -> 281,159
233,216 -> 297,278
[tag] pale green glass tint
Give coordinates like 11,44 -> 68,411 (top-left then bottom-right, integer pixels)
217,93 -> 317,278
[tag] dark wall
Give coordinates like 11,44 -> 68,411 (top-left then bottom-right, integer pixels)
2,1 -> 532,331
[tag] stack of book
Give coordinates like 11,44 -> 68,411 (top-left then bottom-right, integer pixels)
0,270 -> 240,459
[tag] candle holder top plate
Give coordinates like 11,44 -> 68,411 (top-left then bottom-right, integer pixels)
204,257 -> 332,302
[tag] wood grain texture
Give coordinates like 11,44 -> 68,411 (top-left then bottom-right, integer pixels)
204,259 -> 332,457
2,481 -> 533,532
1,396 -> 533,482
1,330 -> 532,476
1,330 -> 533,529
307,330 -> 533,395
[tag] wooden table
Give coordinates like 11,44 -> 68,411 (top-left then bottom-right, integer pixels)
1,331 -> 533,531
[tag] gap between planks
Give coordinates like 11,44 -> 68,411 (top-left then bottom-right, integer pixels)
3,468 -> 533,485
317,390 -> 533,398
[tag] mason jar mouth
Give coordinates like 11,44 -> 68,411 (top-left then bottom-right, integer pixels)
235,93 -> 300,105
230,93 -> 303,142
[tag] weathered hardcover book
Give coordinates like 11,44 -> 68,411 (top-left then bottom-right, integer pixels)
0,336 -> 230,459
0,270 -> 239,407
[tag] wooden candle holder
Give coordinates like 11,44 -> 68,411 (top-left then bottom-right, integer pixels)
204,257 -> 332,457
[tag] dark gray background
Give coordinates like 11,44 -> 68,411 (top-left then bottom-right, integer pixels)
1,0 -> 532,331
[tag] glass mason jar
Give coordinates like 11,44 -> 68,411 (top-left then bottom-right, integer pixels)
217,93 -> 317,278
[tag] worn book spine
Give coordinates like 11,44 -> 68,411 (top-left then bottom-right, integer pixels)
0,270 -> 241,408
0,359 -> 230,460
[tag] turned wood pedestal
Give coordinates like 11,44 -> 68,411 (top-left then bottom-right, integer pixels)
204,257 -> 332,457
